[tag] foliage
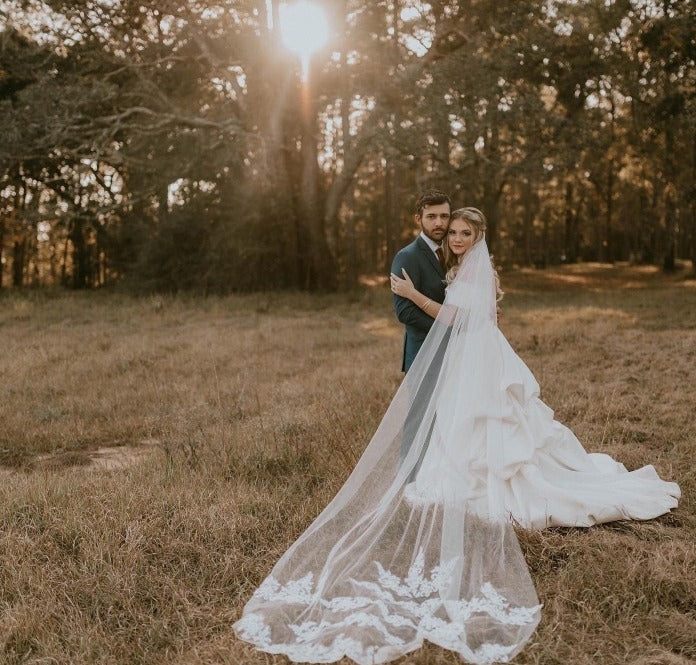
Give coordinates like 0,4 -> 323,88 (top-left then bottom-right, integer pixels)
0,0 -> 694,291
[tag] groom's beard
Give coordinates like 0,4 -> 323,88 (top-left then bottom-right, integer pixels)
422,227 -> 446,242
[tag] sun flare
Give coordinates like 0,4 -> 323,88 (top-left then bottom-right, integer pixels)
278,1 -> 330,79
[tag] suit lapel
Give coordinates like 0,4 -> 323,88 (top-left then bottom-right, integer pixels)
416,236 -> 444,278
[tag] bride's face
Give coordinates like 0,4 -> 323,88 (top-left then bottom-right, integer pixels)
447,219 -> 475,256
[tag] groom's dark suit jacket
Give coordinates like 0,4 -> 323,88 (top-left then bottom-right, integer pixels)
391,236 -> 446,372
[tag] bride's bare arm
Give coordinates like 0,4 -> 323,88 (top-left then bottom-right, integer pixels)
390,270 -> 443,318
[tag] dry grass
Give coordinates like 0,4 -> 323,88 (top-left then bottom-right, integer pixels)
0,263 -> 695,665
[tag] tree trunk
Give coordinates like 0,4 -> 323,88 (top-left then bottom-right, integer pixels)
11,183 -> 27,287
71,216 -> 88,289
663,187 -> 676,271
605,97 -> 616,263
564,180 -> 576,263
339,39 -> 357,286
384,159 -> 393,273
541,207 -> 550,268
690,132 -> 696,276
299,69 -> 335,290
12,237 -> 25,287
605,161 -> 614,263
0,213 -> 5,289
49,242 -> 57,284
482,112 -> 501,253
371,204 -> 381,271
384,157 -> 403,272
60,235 -> 69,286
385,0 -> 403,272
662,50 -> 677,272
522,178 -> 535,266
343,187 -> 357,286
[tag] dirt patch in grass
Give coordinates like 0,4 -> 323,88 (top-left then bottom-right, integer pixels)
0,439 -> 160,473
37,439 -> 161,471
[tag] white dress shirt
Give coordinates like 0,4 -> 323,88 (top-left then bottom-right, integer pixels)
419,231 -> 442,256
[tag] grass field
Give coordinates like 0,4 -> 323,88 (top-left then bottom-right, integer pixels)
1,262 -> 695,665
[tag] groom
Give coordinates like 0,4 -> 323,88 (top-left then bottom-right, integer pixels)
391,189 -> 451,372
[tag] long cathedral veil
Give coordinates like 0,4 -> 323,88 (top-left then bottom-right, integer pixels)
234,239 -> 541,664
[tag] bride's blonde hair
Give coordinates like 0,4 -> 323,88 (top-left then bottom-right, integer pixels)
444,207 -> 504,302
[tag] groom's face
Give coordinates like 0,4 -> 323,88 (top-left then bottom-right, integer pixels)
417,203 -> 451,243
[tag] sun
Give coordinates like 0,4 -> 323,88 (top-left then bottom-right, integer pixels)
278,1 -> 330,79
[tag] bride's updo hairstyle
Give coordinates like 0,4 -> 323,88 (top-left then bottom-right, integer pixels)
445,207 -> 504,302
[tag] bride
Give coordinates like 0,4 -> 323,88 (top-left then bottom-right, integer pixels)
234,207 -> 680,665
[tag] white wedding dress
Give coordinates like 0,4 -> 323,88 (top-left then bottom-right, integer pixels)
234,241 -> 680,665
404,279 -> 680,528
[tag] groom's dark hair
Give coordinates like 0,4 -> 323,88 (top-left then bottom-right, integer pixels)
415,189 -> 451,218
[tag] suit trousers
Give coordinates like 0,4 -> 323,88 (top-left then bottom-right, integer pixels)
399,330 -> 450,481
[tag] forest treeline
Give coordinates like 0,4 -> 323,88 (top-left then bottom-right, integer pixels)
1,0 -> 694,292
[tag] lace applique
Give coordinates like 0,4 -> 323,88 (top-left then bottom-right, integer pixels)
375,548 -> 457,597
255,571 -> 317,604
235,549 -> 541,665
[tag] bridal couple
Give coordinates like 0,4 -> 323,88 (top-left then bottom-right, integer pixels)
234,189 -> 680,664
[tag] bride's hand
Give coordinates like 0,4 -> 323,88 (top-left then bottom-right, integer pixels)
390,269 -> 416,300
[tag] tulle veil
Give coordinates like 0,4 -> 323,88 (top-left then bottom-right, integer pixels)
234,239 -> 541,664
